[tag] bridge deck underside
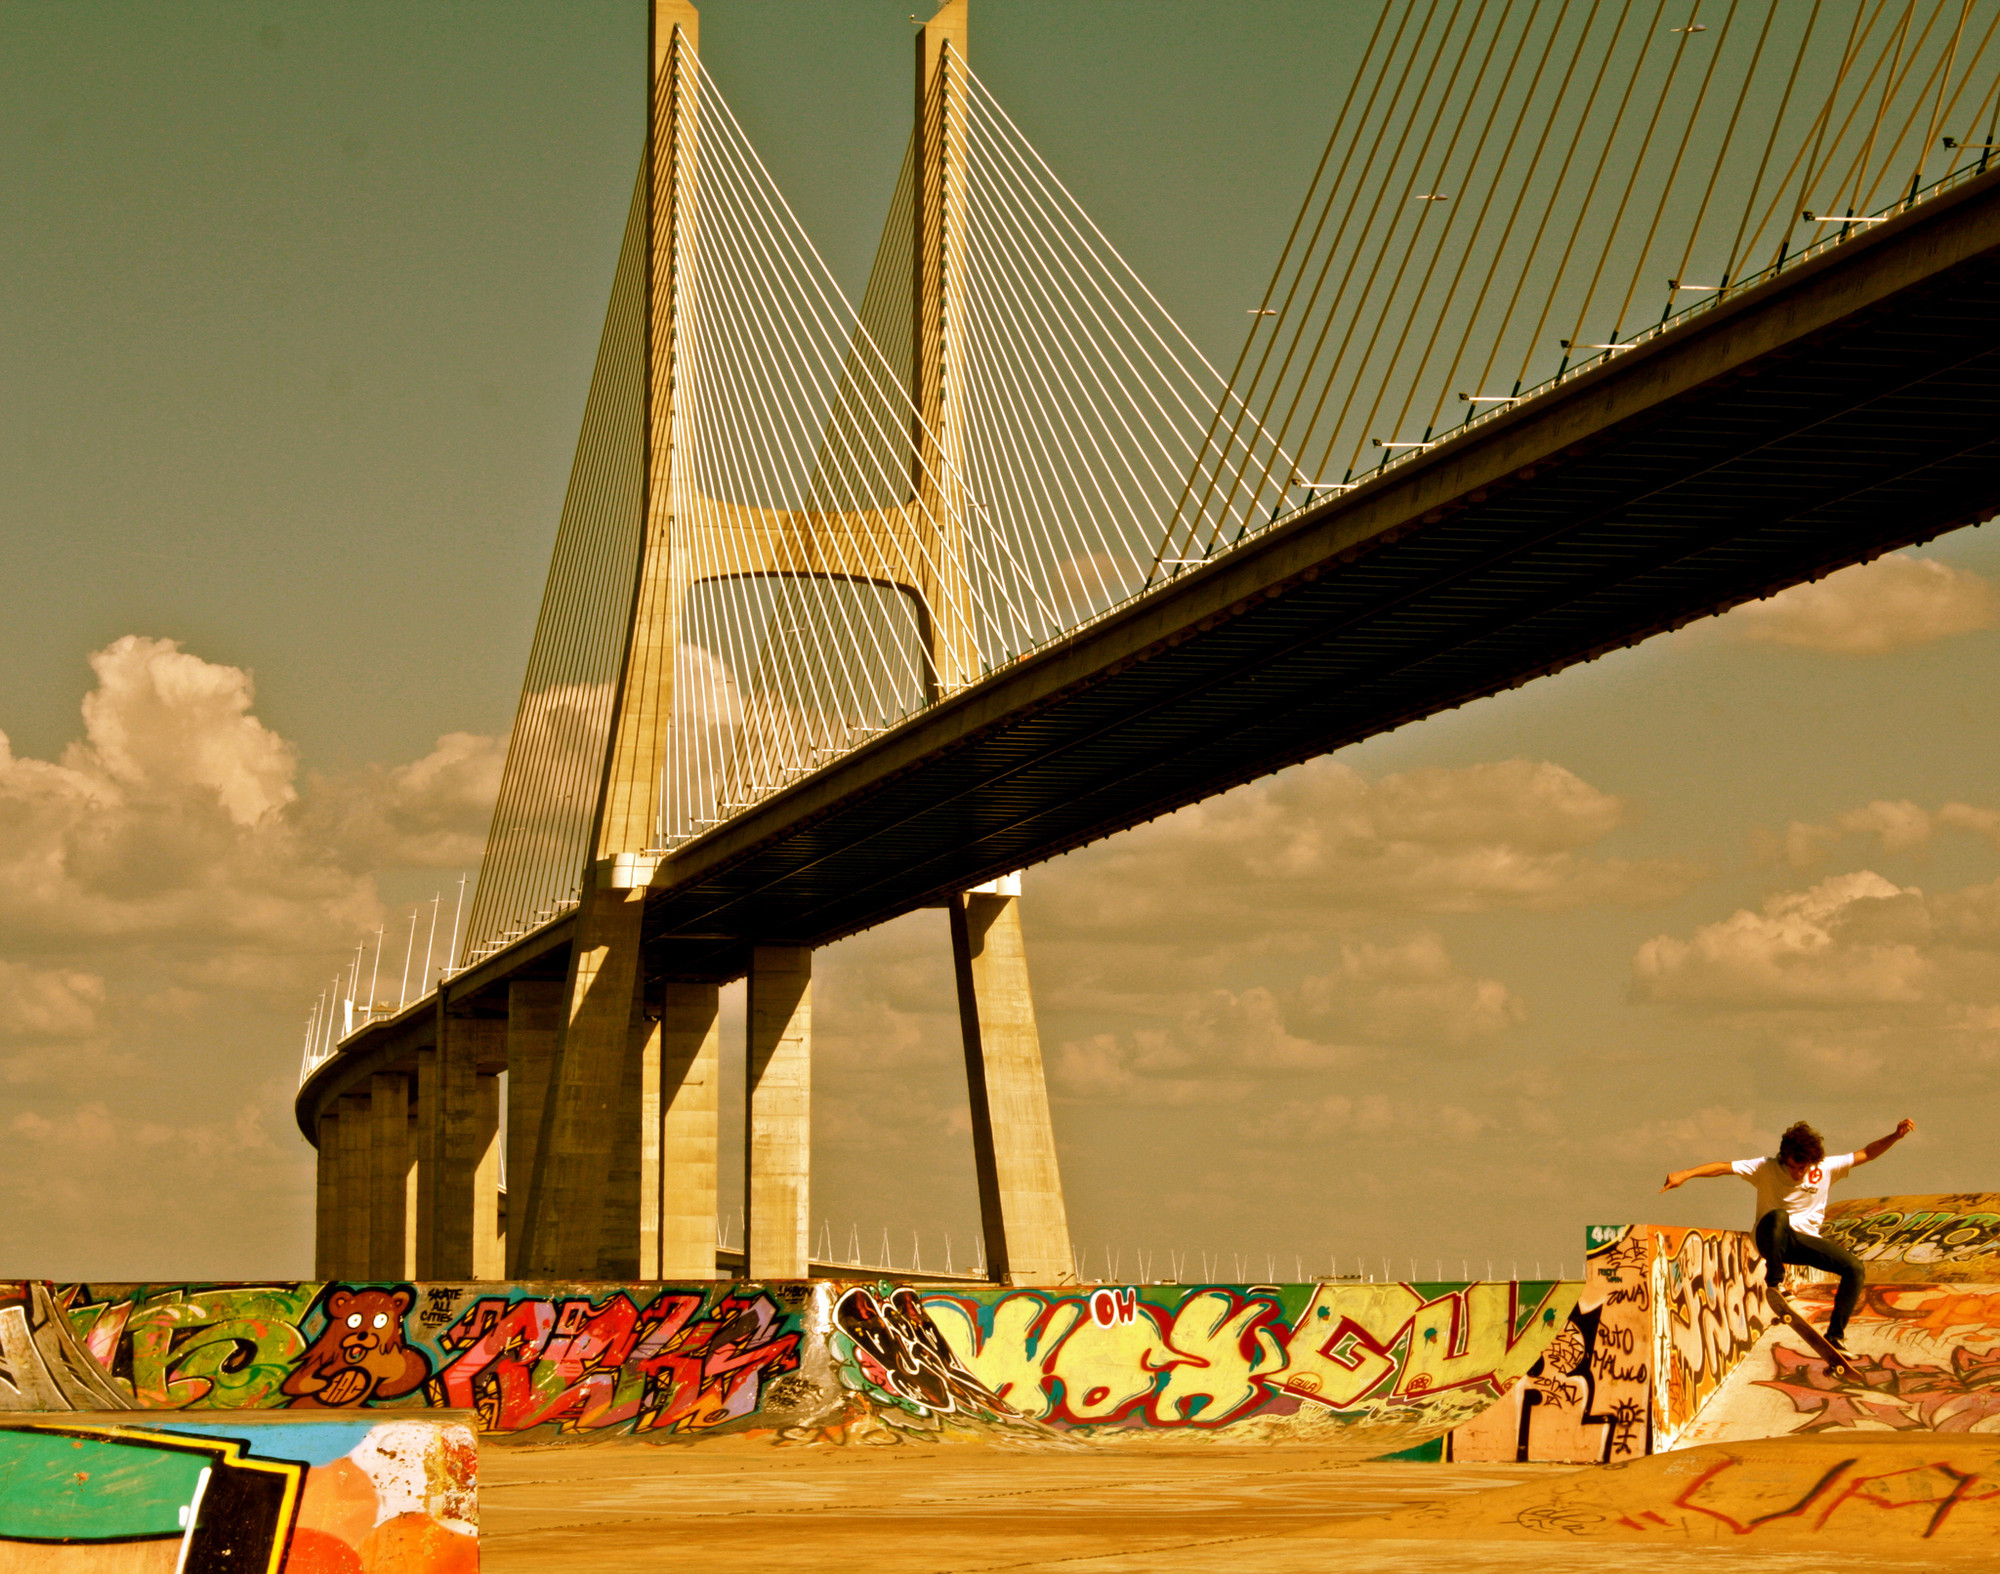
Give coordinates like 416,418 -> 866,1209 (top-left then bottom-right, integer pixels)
639,196 -> 2000,982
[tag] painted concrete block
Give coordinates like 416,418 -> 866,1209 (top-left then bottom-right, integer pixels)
0,1410 -> 476,1572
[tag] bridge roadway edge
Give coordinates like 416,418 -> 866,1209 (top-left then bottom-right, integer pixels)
634,166 -> 2000,956
300,166 -> 2000,1137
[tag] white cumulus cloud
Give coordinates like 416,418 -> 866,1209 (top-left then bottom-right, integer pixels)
1631,869 -> 2000,1086
1037,756 -> 1703,951
0,637 -> 505,1275
1725,553 -> 1997,655
0,961 -> 105,1040
1632,870 -> 1935,1008
1766,797 -> 2000,867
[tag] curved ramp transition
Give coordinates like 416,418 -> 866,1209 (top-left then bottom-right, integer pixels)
1308,1432 -> 2000,1551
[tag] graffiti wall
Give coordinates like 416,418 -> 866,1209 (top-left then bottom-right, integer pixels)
1677,1277 -> 2000,1446
1455,1222 -> 1787,1462
1452,1226 -> 1651,1463
1452,1212 -> 1999,1461
6,1277 -> 1579,1453
1822,1193 -> 2000,1283
1,1279 -> 1046,1447
920,1278 -> 1578,1453
0,1412 -> 475,1573
1650,1224 -> 1780,1451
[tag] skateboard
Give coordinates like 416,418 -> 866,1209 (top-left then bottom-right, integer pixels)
1765,1285 -> 1861,1380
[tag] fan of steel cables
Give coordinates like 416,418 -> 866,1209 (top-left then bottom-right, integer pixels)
456,43 -> 1283,972
1162,0 -> 2000,570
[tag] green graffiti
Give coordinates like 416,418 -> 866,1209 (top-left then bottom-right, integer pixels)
120,1288 -> 316,1409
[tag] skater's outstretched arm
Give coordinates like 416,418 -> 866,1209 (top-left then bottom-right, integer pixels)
1853,1117 -> 1916,1166
1660,1161 -> 1733,1192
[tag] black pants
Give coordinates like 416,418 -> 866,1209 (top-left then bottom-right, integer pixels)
1756,1209 -> 1864,1343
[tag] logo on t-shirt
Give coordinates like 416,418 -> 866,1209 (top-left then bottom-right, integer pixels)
1807,1166 -> 1823,1185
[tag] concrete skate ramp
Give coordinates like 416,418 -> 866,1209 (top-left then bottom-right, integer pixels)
1306,1433 -> 2000,1550
1677,1279 -> 2000,1446
1823,1194 -> 2000,1282
0,1411 -> 477,1573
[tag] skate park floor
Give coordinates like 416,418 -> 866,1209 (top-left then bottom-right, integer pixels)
479,1434 -> 1997,1572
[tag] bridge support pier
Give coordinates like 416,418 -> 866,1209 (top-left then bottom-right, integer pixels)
314,1110 -> 340,1279
519,881 -> 651,1278
504,980 -> 562,1277
419,1012 -> 502,1278
646,981 -> 721,1279
952,877 -> 1072,1285
746,945 -> 812,1279
367,1072 -> 411,1279
337,1092 -> 371,1279
473,1069 -> 504,1279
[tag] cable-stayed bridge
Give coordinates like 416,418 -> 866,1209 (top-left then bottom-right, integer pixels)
299,0 -> 2000,1286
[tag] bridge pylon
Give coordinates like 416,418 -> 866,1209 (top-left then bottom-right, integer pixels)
505,0 -> 1073,1286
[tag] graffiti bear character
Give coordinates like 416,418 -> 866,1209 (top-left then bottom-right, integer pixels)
281,1285 -> 431,1408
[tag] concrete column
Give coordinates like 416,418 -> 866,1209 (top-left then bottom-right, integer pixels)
745,945 -> 811,1279
520,881 -> 649,1278
337,1093 -> 371,1281
411,1048 -> 437,1276
404,1099 -> 420,1278
652,981 -> 720,1280
430,1008 -> 502,1279
951,877 -> 1073,1285
473,1073 -> 504,1280
367,1073 -> 411,1281
314,1111 -> 340,1280
638,992 -> 663,1280
597,992 -> 651,1281
505,980 -> 563,1277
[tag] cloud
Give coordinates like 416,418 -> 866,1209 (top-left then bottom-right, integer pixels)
1037,757 -> 1703,955
307,730 -> 505,871
10,1095 -> 281,1164
1238,1090 -> 1397,1143
1291,934 -> 1526,1047
1017,759 -> 1650,1122
1,1093 -> 306,1277
1044,935 -> 1523,1112
1761,797 -> 2000,867
1632,870 -> 1935,1008
0,636 -> 507,1273
1724,553 -> 1997,655
0,638 -> 373,957
0,639 -> 505,974
74,635 -> 298,825
1052,1030 -> 1253,1105
1585,1105 -> 1766,1169
0,961 -> 104,1040
1631,870 -> 2000,1084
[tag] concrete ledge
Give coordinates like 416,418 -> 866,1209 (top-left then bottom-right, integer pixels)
0,1409 -> 477,1572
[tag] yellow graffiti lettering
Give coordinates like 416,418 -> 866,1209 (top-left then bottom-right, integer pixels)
1149,1291 -> 1286,1424
1397,1282 -> 1582,1398
1048,1309 -> 1167,1420
1277,1283 -> 1423,1409
926,1295 -> 1078,1421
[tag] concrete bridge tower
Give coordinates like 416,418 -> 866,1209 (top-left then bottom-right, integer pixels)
502,0 -> 1074,1287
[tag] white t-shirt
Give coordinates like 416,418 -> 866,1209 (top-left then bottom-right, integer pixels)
1732,1153 -> 1854,1237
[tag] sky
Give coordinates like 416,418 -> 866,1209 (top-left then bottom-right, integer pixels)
3,1 -> 1997,1284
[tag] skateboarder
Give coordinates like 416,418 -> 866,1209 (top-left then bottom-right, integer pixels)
1660,1117 -> 1915,1352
